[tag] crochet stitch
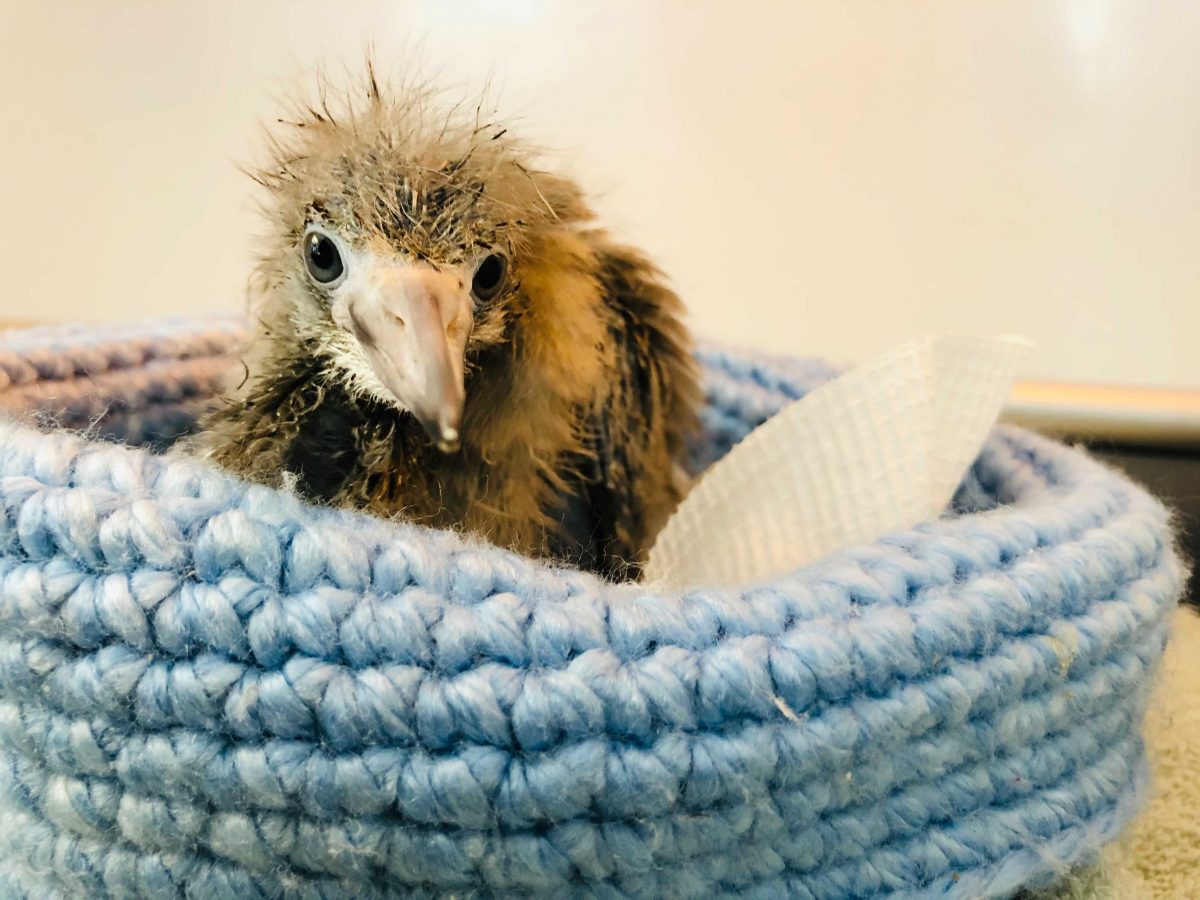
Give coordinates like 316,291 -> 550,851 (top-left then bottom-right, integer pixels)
0,318 -> 1183,899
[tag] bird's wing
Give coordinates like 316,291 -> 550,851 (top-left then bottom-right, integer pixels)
548,238 -> 700,581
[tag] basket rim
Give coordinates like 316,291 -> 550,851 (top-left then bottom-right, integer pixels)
0,317 -> 1175,639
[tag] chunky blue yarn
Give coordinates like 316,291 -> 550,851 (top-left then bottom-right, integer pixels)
0,318 -> 1183,899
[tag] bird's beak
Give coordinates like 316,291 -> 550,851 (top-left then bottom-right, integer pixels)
331,263 -> 473,452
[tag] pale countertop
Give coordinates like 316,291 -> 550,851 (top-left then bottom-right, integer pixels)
1004,380 -> 1200,449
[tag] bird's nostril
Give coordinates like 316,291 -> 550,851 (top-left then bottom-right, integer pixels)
390,311 -> 406,328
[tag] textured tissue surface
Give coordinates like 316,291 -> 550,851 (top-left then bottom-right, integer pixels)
645,335 -> 1032,588
0,318 -> 1184,899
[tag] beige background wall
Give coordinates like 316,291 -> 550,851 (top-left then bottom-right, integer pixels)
1,1 -> 1198,386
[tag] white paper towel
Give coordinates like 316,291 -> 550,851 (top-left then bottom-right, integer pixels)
643,335 -> 1033,589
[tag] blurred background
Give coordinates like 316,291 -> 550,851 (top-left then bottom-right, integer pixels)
2,0 -> 1199,388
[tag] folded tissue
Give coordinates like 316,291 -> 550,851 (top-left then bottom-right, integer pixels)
644,335 -> 1033,588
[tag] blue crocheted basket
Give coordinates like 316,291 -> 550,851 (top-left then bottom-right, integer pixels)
0,318 -> 1183,899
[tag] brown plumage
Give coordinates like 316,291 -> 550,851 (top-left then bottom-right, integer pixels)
192,67 -> 700,580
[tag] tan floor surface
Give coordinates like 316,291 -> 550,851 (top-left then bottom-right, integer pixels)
1121,604 -> 1200,898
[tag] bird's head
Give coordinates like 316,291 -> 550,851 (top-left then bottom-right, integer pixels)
250,71 -> 599,451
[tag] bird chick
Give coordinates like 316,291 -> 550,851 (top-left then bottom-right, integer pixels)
192,69 -> 700,580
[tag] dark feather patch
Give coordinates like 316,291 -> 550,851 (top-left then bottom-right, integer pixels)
284,387 -> 365,501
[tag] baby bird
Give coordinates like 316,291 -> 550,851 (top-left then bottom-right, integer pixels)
193,69 -> 700,580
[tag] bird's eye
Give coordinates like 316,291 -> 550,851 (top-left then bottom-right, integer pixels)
303,230 -> 345,286
471,253 -> 508,302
